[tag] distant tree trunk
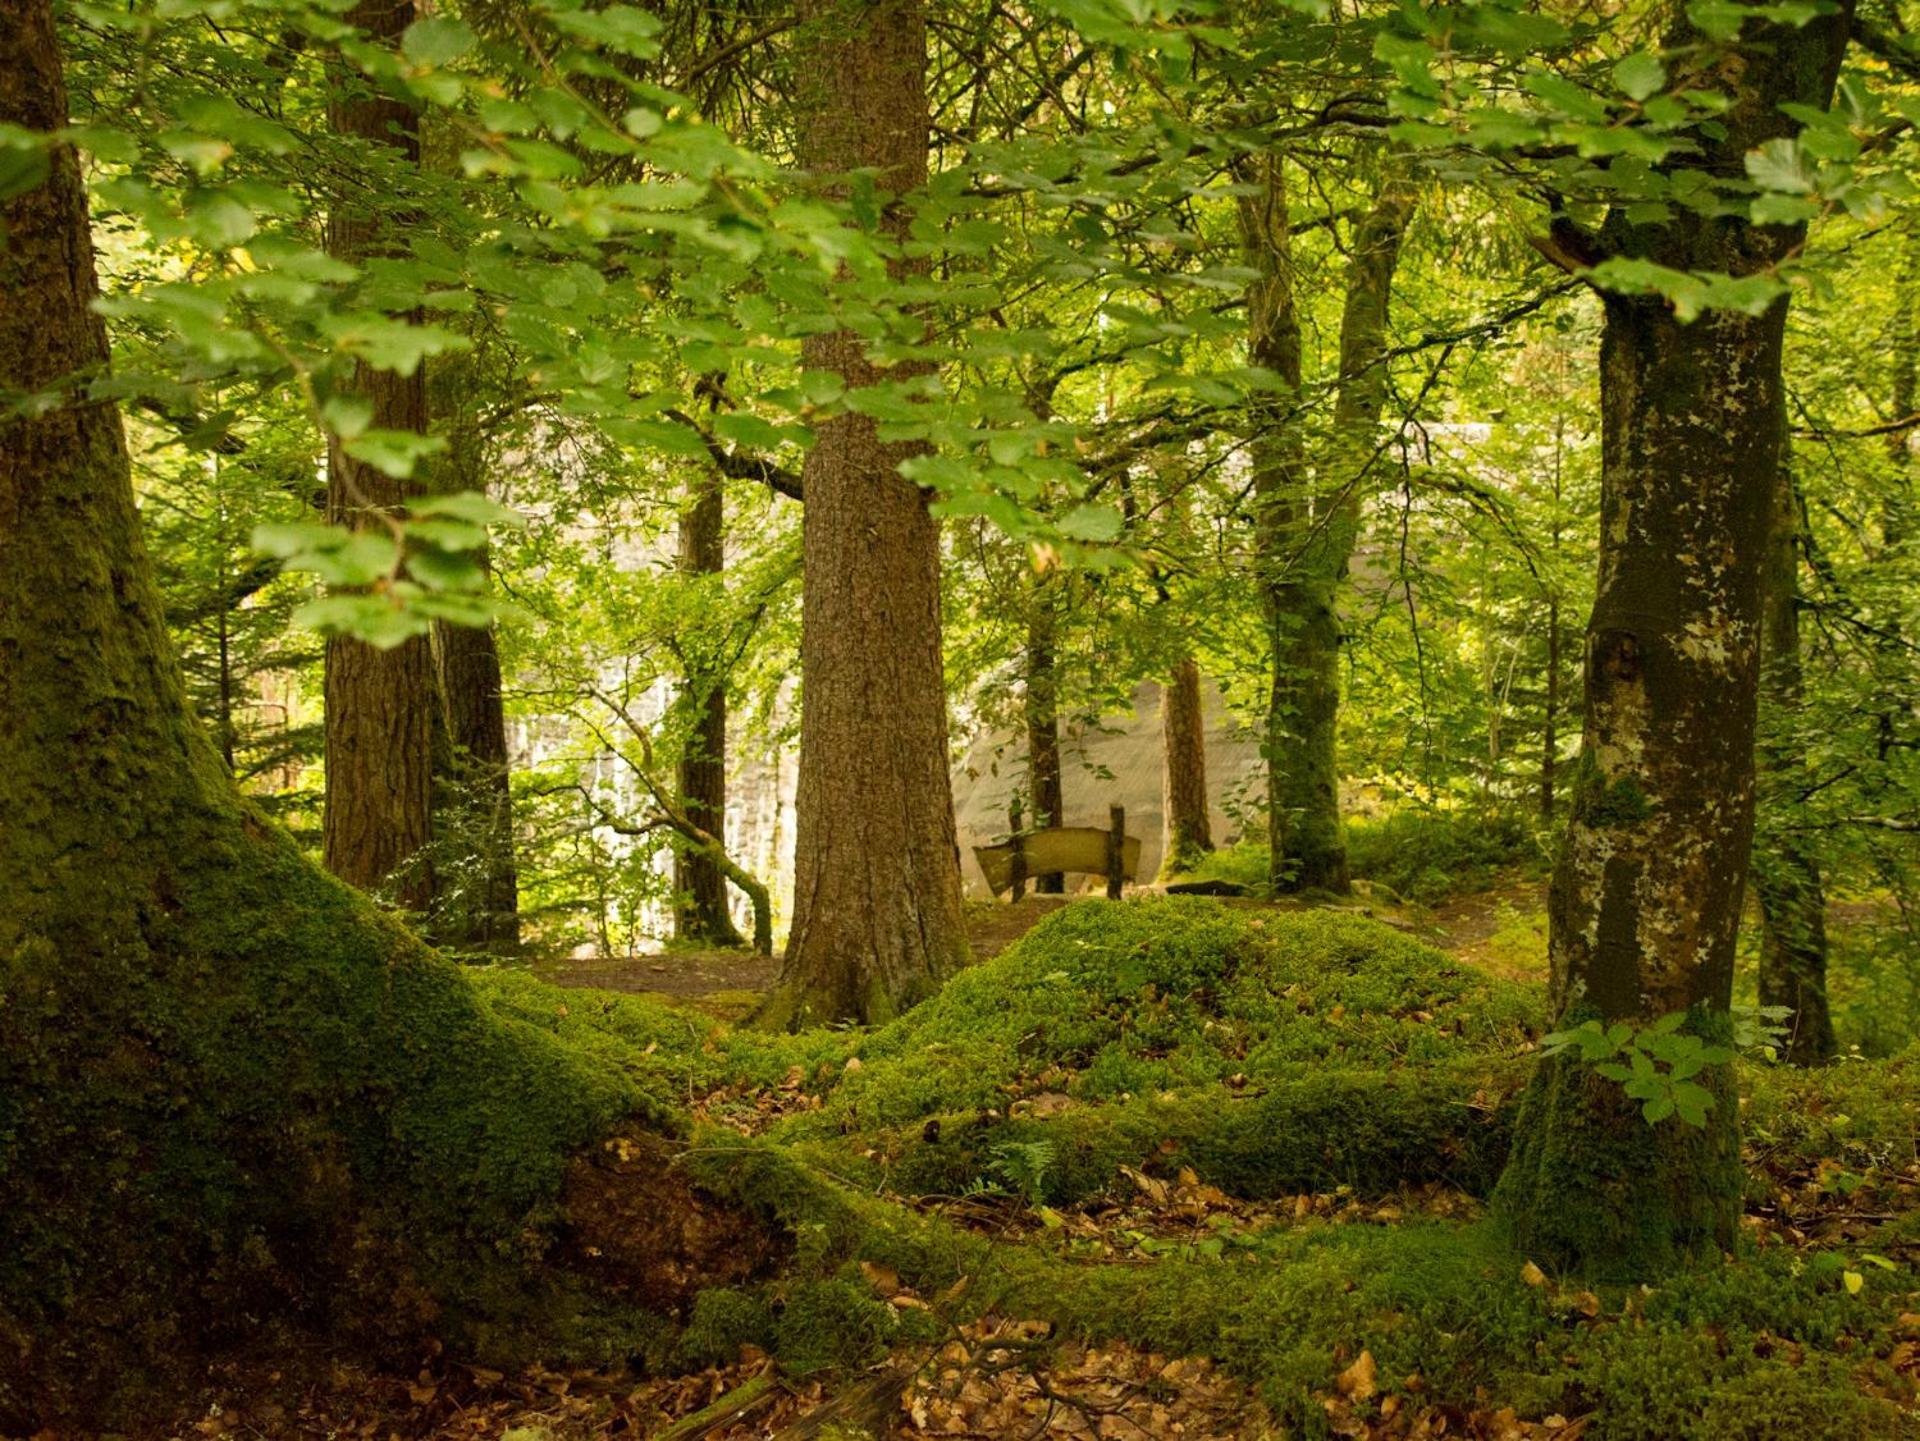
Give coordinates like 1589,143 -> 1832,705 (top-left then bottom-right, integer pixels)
321,0 -> 434,908
1159,655 -> 1212,876
1752,445 -> 1835,1064
675,468 -> 746,948
1885,238 -> 1917,552
1234,153 -> 1305,894
432,604 -> 520,953
762,0 -> 968,1026
428,370 -> 520,955
1242,160 -> 1412,895
1494,9 -> 1852,1278
1025,575 -> 1065,893
1,9 -> 768,1422
1541,425 -> 1566,822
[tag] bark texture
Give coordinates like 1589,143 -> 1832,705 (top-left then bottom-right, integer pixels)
1159,655 -> 1213,876
1024,577 -> 1066,892
428,375 -> 520,954
764,0 -> 968,1025
0,8 -> 761,1423
675,468 -> 746,947
322,0 -> 436,908
1241,158 -> 1412,894
1752,446 -> 1835,1063
432,608 -> 521,952
1235,153 -> 1307,893
1494,9 -> 1853,1276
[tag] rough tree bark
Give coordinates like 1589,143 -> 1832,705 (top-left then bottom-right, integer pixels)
675,467 -> 747,947
0,7 -> 770,1425
1240,157 -> 1412,894
761,0 -> 969,1026
1159,655 -> 1213,876
1235,152 -> 1306,893
1025,575 -> 1066,892
321,0 -> 436,908
429,374 -> 520,955
1494,9 -> 1853,1276
1752,444 -> 1836,1064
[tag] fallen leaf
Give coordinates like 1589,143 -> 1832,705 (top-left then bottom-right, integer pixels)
1336,1349 -> 1377,1401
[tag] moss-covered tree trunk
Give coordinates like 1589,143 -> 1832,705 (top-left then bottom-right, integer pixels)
322,0 -> 435,908
1235,152 -> 1307,894
763,0 -> 968,1026
1753,445 -> 1835,1064
1025,575 -> 1066,892
1159,655 -> 1212,876
1241,160 -> 1411,894
1494,10 -> 1852,1276
675,467 -> 747,948
428,371 -> 520,955
0,8 -> 770,1424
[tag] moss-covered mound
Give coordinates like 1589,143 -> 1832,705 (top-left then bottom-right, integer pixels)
0,815 -> 766,1426
786,898 -> 1542,1134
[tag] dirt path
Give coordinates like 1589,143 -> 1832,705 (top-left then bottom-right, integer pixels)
531,897 -> 1076,1005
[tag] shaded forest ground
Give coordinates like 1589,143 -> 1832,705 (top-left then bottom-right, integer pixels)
104,873 -> 1920,1441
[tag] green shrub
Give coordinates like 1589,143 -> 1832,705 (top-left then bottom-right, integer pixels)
1345,808 -> 1545,905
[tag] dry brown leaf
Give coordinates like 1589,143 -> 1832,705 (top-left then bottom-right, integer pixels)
1336,1348 -> 1377,1401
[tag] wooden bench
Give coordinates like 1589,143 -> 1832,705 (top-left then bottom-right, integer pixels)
972,803 -> 1139,901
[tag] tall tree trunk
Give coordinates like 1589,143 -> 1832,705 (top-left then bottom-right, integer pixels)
1025,575 -> 1065,893
1752,445 -> 1836,1063
1159,655 -> 1212,876
321,0 -> 435,908
1885,236 -> 1918,552
0,10 -> 767,1421
428,367 -> 520,955
1234,152 -> 1306,895
762,0 -> 968,1026
432,606 -> 520,952
675,468 -> 746,947
1494,10 -> 1852,1277
1242,160 -> 1412,895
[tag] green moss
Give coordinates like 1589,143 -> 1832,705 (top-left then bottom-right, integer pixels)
1493,1011 -> 1743,1280
781,899 -> 1541,1135
471,968 -> 852,1108
835,1061 -> 1528,1205
0,814 -> 672,1422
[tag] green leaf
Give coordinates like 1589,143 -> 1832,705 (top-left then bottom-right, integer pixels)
414,491 -> 527,528
344,429 -> 447,478
1057,503 -> 1124,543
402,16 -> 476,66
1613,52 -> 1666,103
1745,138 -> 1813,194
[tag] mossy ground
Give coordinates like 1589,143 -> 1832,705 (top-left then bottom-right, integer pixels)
34,893 -> 1920,1437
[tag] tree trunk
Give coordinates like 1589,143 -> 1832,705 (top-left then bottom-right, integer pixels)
1752,446 -> 1836,1064
1494,8 -> 1852,1277
675,468 -> 747,948
1234,153 -> 1306,895
432,608 -> 521,953
1024,575 -> 1065,893
428,364 -> 520,955
0,8 -> 768,1423
1242,160 -> 1412,895
761,0 -> 968,1026
1159,655 -> 1212,876
321,0 -> 435,909
1885,236 -> 1917,552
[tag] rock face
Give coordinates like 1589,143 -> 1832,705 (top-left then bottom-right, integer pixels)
951,679 -> 1265,897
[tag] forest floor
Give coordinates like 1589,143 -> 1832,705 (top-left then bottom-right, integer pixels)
151,880 -> 1920,1441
